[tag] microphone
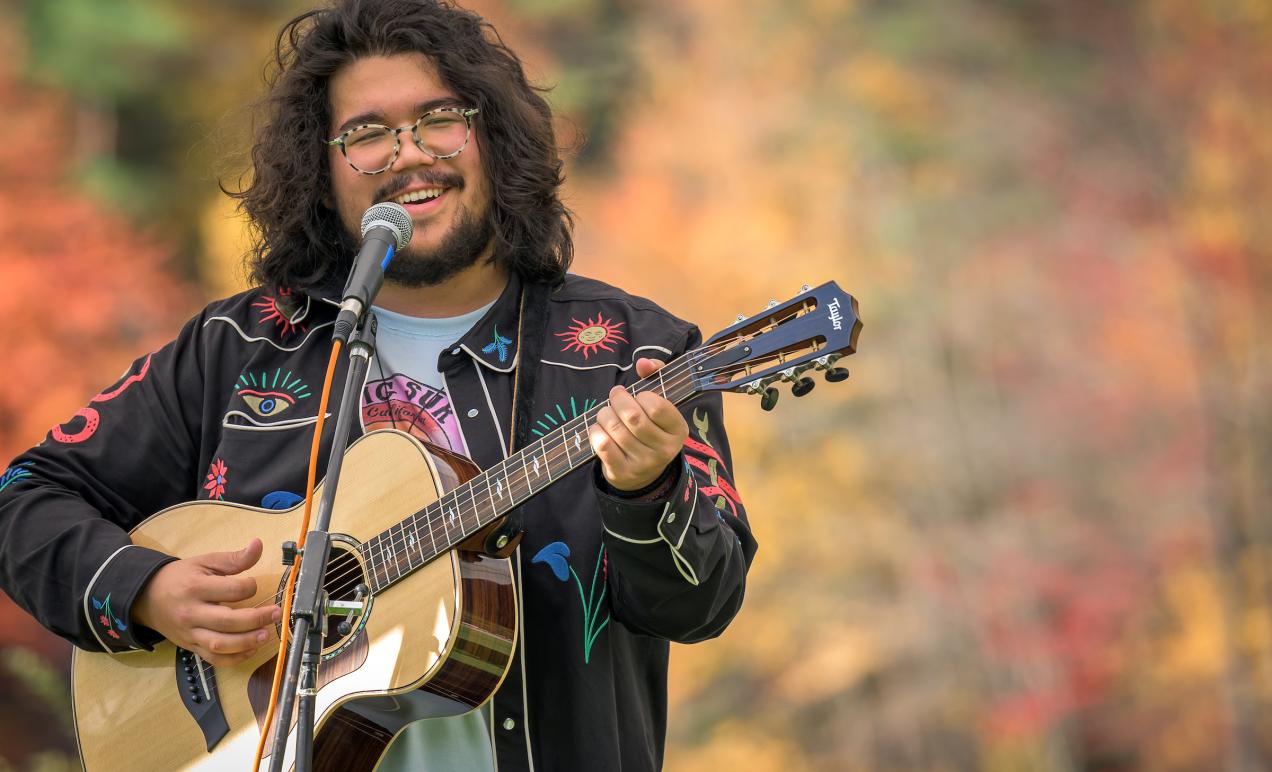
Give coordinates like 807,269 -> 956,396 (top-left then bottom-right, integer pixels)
332,202 -> 414,343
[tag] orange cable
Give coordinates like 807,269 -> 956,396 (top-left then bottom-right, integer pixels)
252,338 -> 344,772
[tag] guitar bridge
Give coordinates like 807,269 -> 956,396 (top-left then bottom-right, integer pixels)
175,647 -> 230,751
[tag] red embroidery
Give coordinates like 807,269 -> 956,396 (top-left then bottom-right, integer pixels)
555,314 -> 628,360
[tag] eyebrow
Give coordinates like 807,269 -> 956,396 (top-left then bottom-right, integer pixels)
333,98 -> 465,136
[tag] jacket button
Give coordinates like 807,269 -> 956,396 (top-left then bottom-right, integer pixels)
451,347 -> 462,356
666,511 -> 676,523
467,408 -> 479,418
502,718 -> 516,730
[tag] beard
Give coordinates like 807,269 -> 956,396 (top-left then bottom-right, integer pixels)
381,201 -> 495,288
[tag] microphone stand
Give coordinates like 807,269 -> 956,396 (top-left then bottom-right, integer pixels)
267,314 -> 378,772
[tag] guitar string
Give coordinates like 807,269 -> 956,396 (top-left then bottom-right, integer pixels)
263,340 -> 814,607
279,331 -> 761,600
235,332 -> 814,618
232,346 -> 715,621
193,319 -> 820,672
229,309 -> 819,621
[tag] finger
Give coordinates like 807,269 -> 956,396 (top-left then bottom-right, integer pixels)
198,539 -> 264,576
597,400 -> 653,457
187,602 -> 280,634
588,418 -> 631,467
190,643 -> 261,668
634,391 -> 689,437
635,358 -> 667,379
193,573 -> 259,603
608,387 -> 661,448
190,626 -> 271,659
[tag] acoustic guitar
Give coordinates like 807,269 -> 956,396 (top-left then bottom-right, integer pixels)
71,282 -> 861,771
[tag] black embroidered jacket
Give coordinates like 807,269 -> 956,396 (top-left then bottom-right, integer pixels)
0,271 -> 757,771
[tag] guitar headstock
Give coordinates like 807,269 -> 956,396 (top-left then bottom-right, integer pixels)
693,281 -> 861,410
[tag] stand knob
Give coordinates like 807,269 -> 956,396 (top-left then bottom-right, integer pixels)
791,377 -> 816,397
281,541 -> 299,566
337,620 -> 353,637
825,367 -> 850,383
760,387 -> 780,411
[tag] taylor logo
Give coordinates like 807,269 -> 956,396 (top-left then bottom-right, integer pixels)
827,298 -> 844,331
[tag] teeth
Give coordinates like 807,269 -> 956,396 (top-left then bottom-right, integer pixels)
394,188 -> 444,205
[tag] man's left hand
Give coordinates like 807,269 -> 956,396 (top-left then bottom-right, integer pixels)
589,358 -> 689,492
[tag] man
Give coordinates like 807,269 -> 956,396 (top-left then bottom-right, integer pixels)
0,1 -> 756,769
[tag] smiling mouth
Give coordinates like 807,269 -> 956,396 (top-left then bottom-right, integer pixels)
393,188 -> 446,205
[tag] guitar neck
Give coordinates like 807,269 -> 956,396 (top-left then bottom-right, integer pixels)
358,349 -> 703,592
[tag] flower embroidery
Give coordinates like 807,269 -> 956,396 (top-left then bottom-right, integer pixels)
91,594 -> 127,641
204,459 -> 229,500
532,541 -> 610,663
481,325 -> 513,363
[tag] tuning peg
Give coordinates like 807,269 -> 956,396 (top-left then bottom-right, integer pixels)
825,367 -> 850,383
800,284 -> 811,293
791,376 -> 816,397
760,387 -> 780,411
766,299 -> 779,310
735,313 -> 746,323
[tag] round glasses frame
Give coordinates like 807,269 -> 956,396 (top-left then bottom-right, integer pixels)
326,106 -> 480,175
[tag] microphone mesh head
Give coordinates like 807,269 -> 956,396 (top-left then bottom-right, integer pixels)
360,202 -> 414,250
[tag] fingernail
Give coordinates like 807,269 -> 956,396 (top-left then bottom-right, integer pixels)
272,608 -> 282,622
257,630 -> 268,643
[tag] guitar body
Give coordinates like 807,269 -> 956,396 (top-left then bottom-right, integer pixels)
71,430 -> 518,772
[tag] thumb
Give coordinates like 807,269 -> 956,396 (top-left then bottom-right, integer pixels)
200,538 -> 263,576
635,358 -> 666,379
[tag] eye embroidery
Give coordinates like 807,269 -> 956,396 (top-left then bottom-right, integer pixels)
235,371 -> 312,419
239,390 -> 295,418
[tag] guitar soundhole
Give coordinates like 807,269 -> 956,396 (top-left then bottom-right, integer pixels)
275,540 -> 372,655
320,543 -> 371,651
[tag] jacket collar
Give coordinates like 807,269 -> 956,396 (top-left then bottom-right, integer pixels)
453,271 -> 523,373
303,271 -> 526,373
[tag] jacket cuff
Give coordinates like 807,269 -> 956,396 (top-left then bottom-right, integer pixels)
83,545 -> 176,653
595,458 -> 706,585
596,455 -> 681,502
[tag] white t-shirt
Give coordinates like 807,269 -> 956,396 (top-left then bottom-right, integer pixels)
363,302 -> 497,772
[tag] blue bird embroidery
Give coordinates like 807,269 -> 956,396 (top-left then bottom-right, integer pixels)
481,326 -> 513,363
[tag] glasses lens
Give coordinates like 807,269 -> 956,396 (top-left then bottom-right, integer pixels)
415,111 -> 471,158
344,126 -> 396,173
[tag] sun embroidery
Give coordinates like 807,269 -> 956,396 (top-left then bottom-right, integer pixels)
204,459 -> 229,500
253,293 -> 307,337
236,370 -> 312,419
555,314 -> 628,360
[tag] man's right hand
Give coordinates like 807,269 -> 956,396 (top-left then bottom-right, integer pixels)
132,538 -> 282,666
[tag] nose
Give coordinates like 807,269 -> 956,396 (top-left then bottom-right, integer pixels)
390,131 -> 437,172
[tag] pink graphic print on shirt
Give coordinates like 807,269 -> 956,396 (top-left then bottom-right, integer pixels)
361,374 -> 465,453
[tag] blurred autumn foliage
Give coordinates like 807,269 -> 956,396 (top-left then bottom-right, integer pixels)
3,0 -> 1272,770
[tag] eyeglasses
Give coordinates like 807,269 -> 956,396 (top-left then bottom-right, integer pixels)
326,107 -> 480,175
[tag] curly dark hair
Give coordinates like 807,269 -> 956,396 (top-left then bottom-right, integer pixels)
231,0 -> 573,291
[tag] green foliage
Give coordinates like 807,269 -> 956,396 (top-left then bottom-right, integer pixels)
23,0 -> 186,100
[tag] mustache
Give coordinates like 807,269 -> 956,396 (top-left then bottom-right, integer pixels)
374,171 -> 465,203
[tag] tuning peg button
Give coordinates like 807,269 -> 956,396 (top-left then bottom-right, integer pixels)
791,377 -> 815,397
825,367 -> 850,383
760,387 -> 780,411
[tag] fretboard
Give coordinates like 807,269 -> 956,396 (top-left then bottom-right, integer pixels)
357,348 -> 704,592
